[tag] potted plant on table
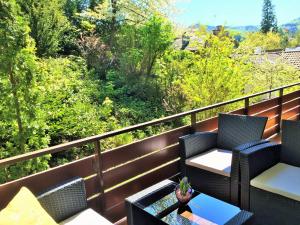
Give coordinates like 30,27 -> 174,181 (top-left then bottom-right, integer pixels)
175,177 -> 193,205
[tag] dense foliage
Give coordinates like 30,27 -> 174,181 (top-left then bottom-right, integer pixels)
0,0 -> 50,182
0,0 -> 299,182
157,31 -> 250,118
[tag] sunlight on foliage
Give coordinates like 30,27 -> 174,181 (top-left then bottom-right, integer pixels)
0,0 -> 299,183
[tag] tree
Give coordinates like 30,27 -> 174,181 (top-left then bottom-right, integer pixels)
240,32 -> 282,51
182,34 -> 249,113
78,34 -> 113,78
0,0 -> 49,182
17,0 -> 69,56
36,57 -> 129,165
76,0 -> 174,47
157,33 -> 250,118
294,30 -> 300,46
156,50 -> 191,114
249,58 -> 300,98
261,0 -> 278,33
278,28 -> 289,48
289,27 -> 300,47
139,15 -> 174,76
117,15 -> 174,78
64,0 -> 103,18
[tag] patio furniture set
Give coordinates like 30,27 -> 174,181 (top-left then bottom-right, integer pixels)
126,113 -> 300,225
1,113 -> 299,225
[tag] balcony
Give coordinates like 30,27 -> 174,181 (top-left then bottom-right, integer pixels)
0,82 -> 300,224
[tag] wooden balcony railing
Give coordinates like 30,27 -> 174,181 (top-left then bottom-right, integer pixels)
0,82 -> 300,224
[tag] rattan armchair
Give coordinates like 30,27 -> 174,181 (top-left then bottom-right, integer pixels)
37,177 -> 113,225
240,120 -> 300,225
179,113 -> 268,205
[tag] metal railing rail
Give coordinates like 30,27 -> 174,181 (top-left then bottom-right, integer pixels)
0,82 -> 299,168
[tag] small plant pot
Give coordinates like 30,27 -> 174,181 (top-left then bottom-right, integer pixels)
175,185 -> 193,205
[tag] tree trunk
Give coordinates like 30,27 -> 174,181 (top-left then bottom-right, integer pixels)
146,55 -> 156,76
8,64 -> 25,153
110,0 -> 118,48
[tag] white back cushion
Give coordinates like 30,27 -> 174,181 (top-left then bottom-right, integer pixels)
251,163 -> 300,201
59,208 -> 113,225
185,148 -> 232,177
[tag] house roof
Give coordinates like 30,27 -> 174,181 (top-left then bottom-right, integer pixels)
281,50 -> 300,69
254,48 -> 300,69
173,33 -> 300,69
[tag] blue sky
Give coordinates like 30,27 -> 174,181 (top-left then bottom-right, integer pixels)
173,0 -> 300,27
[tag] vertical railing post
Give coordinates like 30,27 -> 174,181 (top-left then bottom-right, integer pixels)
244,97 -> 249,115
191,113 -> 197,133
277,88 -> 284,132
94,140 -> 105,213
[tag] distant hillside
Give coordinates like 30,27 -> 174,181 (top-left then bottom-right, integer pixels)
190,24 -> 259,33
228,25 -> 259,32
282,17 -> 300,34
191,17 -> 300,34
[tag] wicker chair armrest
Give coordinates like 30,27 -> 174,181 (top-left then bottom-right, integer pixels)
231,139 -> 270,178
240,143 -> 281,209
230,139 -> 270,205
179,132 -> 218,159
37,177 -> 88,222
233,139 -> 269,152
240,142 -> 281,179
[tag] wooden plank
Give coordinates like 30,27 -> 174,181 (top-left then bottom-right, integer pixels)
230,108 -> 245,115
282,97 -> 300,111
103,160 -> 180,209
265,115 -> 280,129
103,144 -> 180,189
0,155 -> 96,210
195,116 -> 218,132
195,106 -> 277,133
282,106 -> 300,120
85,175 -> 101,198
282,90 -> 300,103
285,113 -> 300,121
105,201 -> 126,223
263,124 -> 279,139
102,126 -> 189,171
250,105 -> 280,118
248,97 -> 279,115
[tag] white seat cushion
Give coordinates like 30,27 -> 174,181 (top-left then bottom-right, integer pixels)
251,163 -> 300,201
185,148 -> 232,177
59,208 -> 113,225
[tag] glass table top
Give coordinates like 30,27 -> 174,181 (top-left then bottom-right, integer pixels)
135,183 -> 241,225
